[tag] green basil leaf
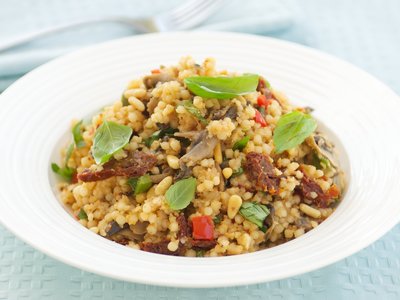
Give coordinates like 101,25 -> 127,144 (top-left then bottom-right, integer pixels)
181,100 -> 209,125
72,120 -> 86,148
92,121 -> 133,164
121,94 -> 129,106
165,177 -> 197,210
239,202 -> 270,228
184,74 -> 259,99
232,136 -> 250,151
51,163 -> 75,182
144,127 -> 178,147
78,208 -> 88,220
273,111 -> 317,154
231,167 -> 244,178
134,174 -> 153,195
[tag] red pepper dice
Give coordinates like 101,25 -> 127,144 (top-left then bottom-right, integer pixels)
191,215 -> 214,240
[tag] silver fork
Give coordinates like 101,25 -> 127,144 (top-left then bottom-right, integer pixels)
0,0 -> 224,53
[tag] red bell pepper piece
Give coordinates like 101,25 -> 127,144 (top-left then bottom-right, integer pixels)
257,95 -> 268,107
254,110 -> 267,127
192,215 -> 214,240
257,95 -> 273,110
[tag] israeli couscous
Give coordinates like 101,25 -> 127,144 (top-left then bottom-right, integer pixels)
52,57 -> 344,257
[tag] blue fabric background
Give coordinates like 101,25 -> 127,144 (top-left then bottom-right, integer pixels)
0,0 -> 399,299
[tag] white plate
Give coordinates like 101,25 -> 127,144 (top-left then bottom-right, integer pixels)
0,32 -> 399,288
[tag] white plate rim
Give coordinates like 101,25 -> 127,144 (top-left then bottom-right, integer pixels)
0,31 -> 399,288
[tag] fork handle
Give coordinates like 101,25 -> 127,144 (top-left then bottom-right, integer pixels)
0,17 -> 148,53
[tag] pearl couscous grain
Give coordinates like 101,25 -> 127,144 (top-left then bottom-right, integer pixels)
55,57 -> 344,257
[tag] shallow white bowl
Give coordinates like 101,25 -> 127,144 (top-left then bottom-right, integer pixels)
0,32 -> 399,288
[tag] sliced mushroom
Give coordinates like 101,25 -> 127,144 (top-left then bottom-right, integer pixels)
143,72 -> 173,89
105,221 -> 129,237
130,221 -> 149,235
180,131 -> 218,166
264,204 -> 275,229
105,221 -> 148,244
210,105 -> 238,120
113,228 -> 145,243
174,131 -> 202,140
149,167 -> 174,183
333,170 -> 346,192
306,133 -> 338,169
175,162 -> 193,180
295,217 -> 313,231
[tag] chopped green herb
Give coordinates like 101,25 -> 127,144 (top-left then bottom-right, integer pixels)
213,215 -> 222,225
135,175 -> 153,195
78,208 -> 88,220
72,120 -> 86,148
127,174 -> 153,195
311,153 -> 331,170
165,177 -> 197,210
144,127 -> 178,147
196,250 -> 205,257
65,142 -> 74,165
273,111 -> 317,154
232,136 -> 250,151
51,163 -> 75,182
239,202 -> 270,229
121,94 -> 129,106
231,167 -> 244,178
144,130 -> 161,148
92,121 -> 132,164
51,139 -> 76,182
258,106 -> 266,116
184,74 -> 259,99
319,157 -> 331,169
127,177 -> 138,191
181,100 -> 209,125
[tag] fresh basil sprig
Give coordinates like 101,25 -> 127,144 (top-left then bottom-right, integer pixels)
51,162 -> 75,181
92,121 -> 132,164
72,120 -> 86,148
181,100 -> 209,125
128,174 -> 153,195
165,177 -> 197,210
232,136 -> 250,151
239,202 -> 270,229
273,111 -> 317,154
51,142 -> 75,181
184,74 -> 259,99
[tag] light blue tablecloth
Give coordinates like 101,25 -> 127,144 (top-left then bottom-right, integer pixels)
0,0 -> 399,299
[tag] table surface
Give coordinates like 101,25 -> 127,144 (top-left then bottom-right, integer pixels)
0,0 -> 400,299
